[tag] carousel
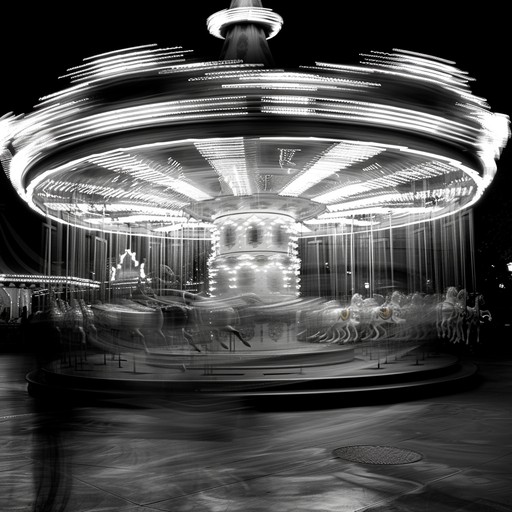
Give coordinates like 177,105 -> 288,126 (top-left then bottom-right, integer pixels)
0,1 -> 509,400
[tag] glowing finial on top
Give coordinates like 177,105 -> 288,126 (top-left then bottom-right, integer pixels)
207,1 -> 282,65
207,1 -> 283,41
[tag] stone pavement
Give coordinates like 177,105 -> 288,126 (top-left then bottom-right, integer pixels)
1,342 -> 511,511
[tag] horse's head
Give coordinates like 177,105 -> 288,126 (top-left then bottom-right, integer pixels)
457,289 -> 468,301
351,293 -> 364,307
411,292 -> 423,305
446,286 -> 458,299
390,291 -> 403,305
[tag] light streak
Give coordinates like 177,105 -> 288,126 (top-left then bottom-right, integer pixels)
0,33 -> 507,239
207,7 -> 283,40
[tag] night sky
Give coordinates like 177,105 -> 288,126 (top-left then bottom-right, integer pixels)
1,1 -> 510,268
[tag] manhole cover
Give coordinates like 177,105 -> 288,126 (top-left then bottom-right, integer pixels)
333,445 -> 423,465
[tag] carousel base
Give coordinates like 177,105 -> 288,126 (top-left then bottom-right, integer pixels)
26,340 -> 479,408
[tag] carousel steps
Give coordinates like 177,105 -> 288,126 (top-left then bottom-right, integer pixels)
25,346 -> 479,407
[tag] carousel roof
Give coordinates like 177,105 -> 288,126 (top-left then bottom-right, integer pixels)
0,3 -> 509,237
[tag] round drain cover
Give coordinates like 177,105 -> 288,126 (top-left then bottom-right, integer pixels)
333,445 -> 423,465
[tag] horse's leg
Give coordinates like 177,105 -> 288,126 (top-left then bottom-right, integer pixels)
156,329 -> 167,346
441,318 -> 449,341
132,328 -> 148,352
466,317 -> 474,346
436,311 -> 443,338
457,316 -> 465,344
360,323 -> 372,341
369,323 -> 382,341
78,326 -> 87,360
449,314 -> 461,343
440,313 -> 450,339
338,323 -> 349,343
454,315 -> 463,344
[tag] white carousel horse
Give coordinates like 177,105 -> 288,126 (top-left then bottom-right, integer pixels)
451,289 -> 470,344
355,292 -> 405,341
400,292 -> 429,340
436,288 -> 491,345
326,295 -> 362,343
417,293 -> 441,340
306,301 -> 359,344
436,286 -> 460,342
297,302 -> 334,343
333,302 -> 360,343
297,296 -> 360,344
300,291 -> 405,344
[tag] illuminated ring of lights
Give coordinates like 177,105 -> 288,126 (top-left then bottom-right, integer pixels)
1,46 -> 508,241
207,7 -> 283,40
0,274 -> 100,288
18,135 -> 486,237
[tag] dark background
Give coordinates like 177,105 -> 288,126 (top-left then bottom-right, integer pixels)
1,1 -> 510,293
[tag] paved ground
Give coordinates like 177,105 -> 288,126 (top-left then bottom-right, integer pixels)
1,342 -> 511,511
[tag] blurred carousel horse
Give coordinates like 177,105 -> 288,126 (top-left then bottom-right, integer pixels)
302,292 -> 404,344
90,300 -> 165,353
436,286 -> 461,342
79,298 -> 97,343
436,287 -> 483,344
300,299 -> 360,344
332,301 -> 361,343
128,287 -> 253,352
357,292 -> 405,341
401,292 -> 439,341
464,293 -> 492,345
183,302 -> 250,352
63,299 -> 86,345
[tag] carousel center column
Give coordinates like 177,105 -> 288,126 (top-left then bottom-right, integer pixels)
208,210 -> 300,303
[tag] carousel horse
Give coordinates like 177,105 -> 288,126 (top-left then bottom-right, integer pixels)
64,299 -> 86,345
301,292 -> 404,344
449,289 -> 470,344
301,301 -> 356,344
79,298 -> 97,342
406,292 -> 440,341
90,300 -> 165,353
357,292 -> 405,341
464,293 -> 492,345
400,292 -> 425,340
436,287 -> 488,345
183,302 -> 249,351
436,286 -> 460,341
300,296 -> 362,344
332,301 -> 360,343
43,296 -> 66,345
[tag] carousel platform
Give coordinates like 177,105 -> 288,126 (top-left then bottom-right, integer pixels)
25,340 -> 479,408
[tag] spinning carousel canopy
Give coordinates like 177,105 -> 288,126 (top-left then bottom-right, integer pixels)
0,2 -> 509,239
